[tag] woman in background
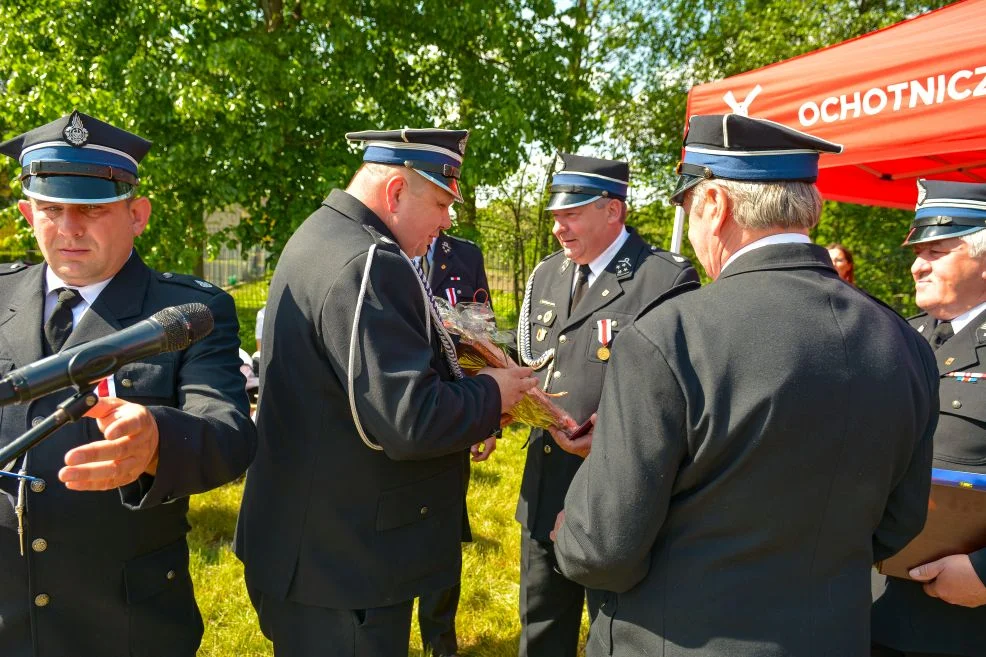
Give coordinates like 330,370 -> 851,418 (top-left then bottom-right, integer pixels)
827,243 -> 855,285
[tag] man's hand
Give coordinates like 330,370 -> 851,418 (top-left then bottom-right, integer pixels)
549,413 -> 596,459
58,397 -> 160,491
471,435 -> 497,462
549,510 -> 565,542
478,366 -> 537,414
910,554 -> 986,607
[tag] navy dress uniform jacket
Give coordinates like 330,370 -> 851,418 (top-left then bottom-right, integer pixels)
234,189 -> 502,611
428,234 -> 490,308
555,244 -> 938,657
516,228 -> 699,541
0,253 -> 256,657
871,309 -> 986,656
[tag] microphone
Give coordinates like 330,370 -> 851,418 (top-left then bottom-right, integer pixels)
0,303 -> 214,405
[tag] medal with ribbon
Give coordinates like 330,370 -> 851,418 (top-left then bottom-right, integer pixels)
596,318 -> 613,361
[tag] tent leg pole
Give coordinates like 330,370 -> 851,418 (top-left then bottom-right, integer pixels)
671,205 -> 685,254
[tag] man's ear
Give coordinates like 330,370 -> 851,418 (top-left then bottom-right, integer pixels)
605,199 -> 623,224
128,197 -> 151,237
384,173 -> 408,214
706,184 -> 730,237
17,200 -> 35,228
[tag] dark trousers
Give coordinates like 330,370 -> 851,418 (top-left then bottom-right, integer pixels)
519,528 -> 598,657
872,646 -> 957,657
418,584 -> 460,656
249,585 -> 413,657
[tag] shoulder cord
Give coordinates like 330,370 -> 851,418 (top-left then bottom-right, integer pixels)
516,259 -> 557,389
348,244 -> 464,452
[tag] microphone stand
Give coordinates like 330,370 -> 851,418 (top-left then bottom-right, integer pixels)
0,385 -> 98,478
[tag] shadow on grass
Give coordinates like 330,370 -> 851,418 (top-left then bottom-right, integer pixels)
188,504 -> 239,564
471,467 -> 503,487
466,533 -> 502,556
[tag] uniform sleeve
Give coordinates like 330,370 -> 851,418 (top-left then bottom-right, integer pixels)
323,248 -> 501,461
122,291 -> 258,508
872,340 -> 938,562
554,323 -> 688,591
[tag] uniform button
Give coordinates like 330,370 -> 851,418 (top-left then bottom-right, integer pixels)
553,371 -> 561,379
536,314 -> 543,321
31,416 -> 44,427
121,378 -> 133,388
544,445 -> 552,454
30,479 -> 46,493
420,506 -> 429,516
162,272 -> 173,278
559,335 -> 567,343
953,400 -> 962,409
31,538 -> 48,553
166,570 -> 176,581
612,320 -> 619,327
34,593 -> 50,607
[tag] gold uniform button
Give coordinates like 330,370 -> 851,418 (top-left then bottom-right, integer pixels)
559,335 -> 567,343
30,479 -> 46,493
166,570 -> 176,581
121,378 -> 133,388
952,400 -> 962,409
420,506 -> 429,516
553,371 -> 561,379
31,538 -> 48,553
31,416 -> 44,427
34,593 -> 50,607
544,445 -> 552,454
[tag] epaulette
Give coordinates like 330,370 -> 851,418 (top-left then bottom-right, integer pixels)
157,271 -> 223,294
646,245 -> 692,268
446,234 -> 478,247
0,261 -> 34,275
633,279 -> 701,322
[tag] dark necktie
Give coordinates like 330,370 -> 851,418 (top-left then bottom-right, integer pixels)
931,320 -> 953,351
421,245 -> 432,280
44,287 -> 83,353
570,264 -> 591,313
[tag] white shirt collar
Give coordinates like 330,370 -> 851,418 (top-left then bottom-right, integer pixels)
44,267 -> 114,325
583,228 -> 631,287
720,233 -> 812,274
950,301 -> 986,336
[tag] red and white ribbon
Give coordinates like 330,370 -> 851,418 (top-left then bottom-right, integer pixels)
597,319 -> 612,346
96,375 -> 117,398
445,287 -> 458,306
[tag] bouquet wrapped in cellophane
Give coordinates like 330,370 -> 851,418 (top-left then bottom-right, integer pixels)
436,300 -> 572,434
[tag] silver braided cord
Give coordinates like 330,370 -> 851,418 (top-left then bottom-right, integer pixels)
516,258 -> 555,371
405,253 -> 465,380
348,244 -> 384,451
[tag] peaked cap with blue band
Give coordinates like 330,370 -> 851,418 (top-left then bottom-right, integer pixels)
547,153 -> 629,211
903,179 -> 986,246
0,110 -> 151,204
670,114 -> 843,205
345,128 -> 468,202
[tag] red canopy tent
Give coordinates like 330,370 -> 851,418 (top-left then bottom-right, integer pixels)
684,0 -> 986,212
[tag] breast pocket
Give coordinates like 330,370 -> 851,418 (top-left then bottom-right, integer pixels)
439,283 -> 478,306
528,302 -> 559,357
585,312 -> 633,363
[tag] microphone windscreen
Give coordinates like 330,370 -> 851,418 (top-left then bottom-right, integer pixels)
151,303 -> 215,352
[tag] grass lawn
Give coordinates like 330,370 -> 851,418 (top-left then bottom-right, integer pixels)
189,424 -> 589,656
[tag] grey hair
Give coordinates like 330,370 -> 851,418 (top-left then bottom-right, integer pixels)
961,229 -> 986,258
692,179 -> 823,231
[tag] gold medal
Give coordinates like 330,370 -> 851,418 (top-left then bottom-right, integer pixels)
596,346 -> 611,361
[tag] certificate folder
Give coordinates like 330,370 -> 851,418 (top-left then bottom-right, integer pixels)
877,468 -> 986,580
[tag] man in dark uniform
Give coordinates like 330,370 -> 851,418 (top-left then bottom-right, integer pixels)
871,179 -> 986,657
234,128 -> 536,657
552,114 -> 938,657
514,153 -> 699,657
417,231 -> 495,657
0,111 -> 256,657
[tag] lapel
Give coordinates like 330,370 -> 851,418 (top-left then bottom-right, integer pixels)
935,308 -> 986,375
0,264 -> 46,367
430,237 -> 453,290
562,230 -> 645,330
61,253 -> 151,351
